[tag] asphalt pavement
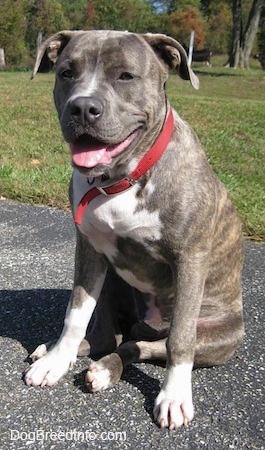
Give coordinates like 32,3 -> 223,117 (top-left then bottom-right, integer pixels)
0,199 -> 264,450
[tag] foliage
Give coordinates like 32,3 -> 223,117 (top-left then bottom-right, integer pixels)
0,1 -> 264,67
167,6 -> 207,48
83,0 -> 158,33
169,0 -> 201,12
0,0 -> 28,65
25,0 -> 70,53
57,0 -> 88,30
205,2 -> 232,53
222,0 -> 263,68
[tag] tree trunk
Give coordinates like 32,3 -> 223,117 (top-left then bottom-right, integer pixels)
257,8 -> 265,70
240,0 -> 263,68
225,0 -> 243,67
225,0 -> 263,68
0,48 -> 5,68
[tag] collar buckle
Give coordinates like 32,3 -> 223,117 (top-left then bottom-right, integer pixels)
125,175 -> 137,187
97,175 -> 136,196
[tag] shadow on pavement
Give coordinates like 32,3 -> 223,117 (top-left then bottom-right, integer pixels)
0,289 -> 69,355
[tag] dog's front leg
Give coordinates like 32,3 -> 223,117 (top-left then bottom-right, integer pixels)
24,232 -> 107,387
153,252 -> 208,430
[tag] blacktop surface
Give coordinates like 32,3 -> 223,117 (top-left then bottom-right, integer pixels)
0,198 -> 264,450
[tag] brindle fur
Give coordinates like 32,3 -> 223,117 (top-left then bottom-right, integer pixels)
26,30 -> 244,429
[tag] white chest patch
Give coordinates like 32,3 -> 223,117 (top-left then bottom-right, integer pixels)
72,170 -> 163,262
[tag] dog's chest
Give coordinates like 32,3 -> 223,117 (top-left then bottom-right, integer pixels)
72,171 -> 163,261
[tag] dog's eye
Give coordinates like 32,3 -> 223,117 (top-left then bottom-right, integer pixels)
119,72 -> 134,81
60,69 -> 74,79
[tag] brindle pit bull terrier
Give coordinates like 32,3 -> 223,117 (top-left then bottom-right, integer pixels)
24,30 -> 244,430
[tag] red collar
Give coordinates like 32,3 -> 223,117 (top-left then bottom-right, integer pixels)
75,108 -> 174,225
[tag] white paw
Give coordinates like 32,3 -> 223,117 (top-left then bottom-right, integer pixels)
86,361 -> 112,392
24,345 -> 76,387
153,363 -> 194,429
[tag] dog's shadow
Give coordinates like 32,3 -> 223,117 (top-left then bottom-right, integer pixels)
0,289 -> 68,355
1,288 -> 161,420
121,364 -> 162,417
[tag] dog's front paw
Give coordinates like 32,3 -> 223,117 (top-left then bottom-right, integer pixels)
153,390 -> 194,429
153,364 -> 194,430
86,353 -> 123,392
24,345 -> 76,387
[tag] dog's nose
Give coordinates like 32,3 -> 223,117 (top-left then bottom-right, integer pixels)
70,96 -> 103,125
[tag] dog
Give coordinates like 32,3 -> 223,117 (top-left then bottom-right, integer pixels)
24,30 -> 244,430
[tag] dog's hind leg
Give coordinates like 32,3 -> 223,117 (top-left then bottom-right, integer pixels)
85,339 -> 167,392
194,311 -> 244,367
85,310 -> 244,393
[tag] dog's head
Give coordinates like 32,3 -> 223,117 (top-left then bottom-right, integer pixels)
32,30 -> 199,177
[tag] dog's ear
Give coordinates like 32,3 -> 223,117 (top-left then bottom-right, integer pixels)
31,30 -> 80,79
142,33 -> 199,90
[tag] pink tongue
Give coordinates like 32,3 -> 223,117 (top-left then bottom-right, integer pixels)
71,142 -> 112,168
71,133 -> 137,169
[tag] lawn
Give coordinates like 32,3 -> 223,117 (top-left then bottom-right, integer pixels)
0,63 -> 264,239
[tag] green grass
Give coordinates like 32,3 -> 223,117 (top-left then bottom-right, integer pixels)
0,72 -> 72,208
0,61 -> 264,239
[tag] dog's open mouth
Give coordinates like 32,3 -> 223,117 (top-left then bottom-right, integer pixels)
70,130 -> 139,169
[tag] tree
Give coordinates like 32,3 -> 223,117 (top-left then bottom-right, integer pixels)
226,0 -> 263,68
241,0 -> 264,67
25,0 -> 69,55
0,0 -> 28,65
83,0 -> 159,33
167,6 -> 207,48
169,0 -> 201,12
58,0 -> 88,30
205,2 -> 232,53
257,4 -> 265,69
